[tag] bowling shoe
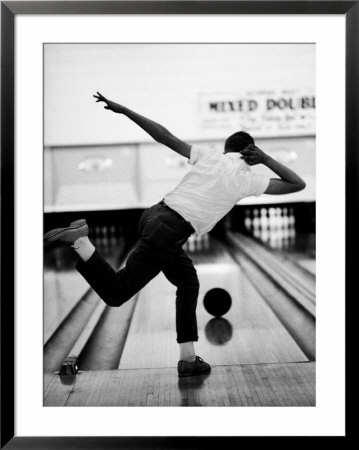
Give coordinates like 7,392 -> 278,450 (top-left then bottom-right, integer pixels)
44,219 -> 88,244
177,356 -> 211,377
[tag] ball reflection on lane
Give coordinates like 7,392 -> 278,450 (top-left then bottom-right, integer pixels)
205,318 -> 233,345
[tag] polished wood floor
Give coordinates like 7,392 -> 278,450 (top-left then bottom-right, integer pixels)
44,361 -> 315,407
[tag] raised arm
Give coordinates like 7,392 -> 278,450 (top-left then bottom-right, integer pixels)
240,144 -> 306,195
93,92 -> 191,158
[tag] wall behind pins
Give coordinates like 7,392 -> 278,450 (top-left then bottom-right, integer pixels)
44,44 -> 315,211
44,135 -> 314,212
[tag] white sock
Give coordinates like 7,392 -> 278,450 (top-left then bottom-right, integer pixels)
71,236 -> 95,262
179,342 -> 196,362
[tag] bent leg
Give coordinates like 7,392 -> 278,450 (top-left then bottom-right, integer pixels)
162,250 -> 199,343
77,239 -> 168,307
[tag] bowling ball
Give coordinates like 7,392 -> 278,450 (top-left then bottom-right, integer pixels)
203,288 -> 232,317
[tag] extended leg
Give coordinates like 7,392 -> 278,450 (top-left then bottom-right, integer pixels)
44,211 -> 189,309
76,238 -> 169,307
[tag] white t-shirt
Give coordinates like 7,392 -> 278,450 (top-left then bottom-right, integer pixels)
164,145 -> 270,236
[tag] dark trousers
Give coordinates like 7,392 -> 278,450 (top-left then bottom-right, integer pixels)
76,203 -> 199,343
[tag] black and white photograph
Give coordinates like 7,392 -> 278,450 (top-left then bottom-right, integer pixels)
42,43 -> 316,407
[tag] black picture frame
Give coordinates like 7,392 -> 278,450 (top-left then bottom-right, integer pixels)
1,1 -> 355,448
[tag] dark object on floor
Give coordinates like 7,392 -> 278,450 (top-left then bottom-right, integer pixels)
203,288 -> 232,317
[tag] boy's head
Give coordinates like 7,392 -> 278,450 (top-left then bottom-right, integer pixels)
224,131 -> 254,153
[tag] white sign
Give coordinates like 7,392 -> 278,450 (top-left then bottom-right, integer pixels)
198,88 -> 316,138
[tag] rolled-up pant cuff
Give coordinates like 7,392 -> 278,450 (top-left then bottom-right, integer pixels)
177,336 -> 199,344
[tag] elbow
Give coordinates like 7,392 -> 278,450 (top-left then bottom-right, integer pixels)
157,132 -> 171,145
296,180 -> 306,192
154,134 -> 164,144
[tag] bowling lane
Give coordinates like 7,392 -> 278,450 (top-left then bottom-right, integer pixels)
44,247 -> 89,344
118,237 -> 308,369
44,233 -> 126,345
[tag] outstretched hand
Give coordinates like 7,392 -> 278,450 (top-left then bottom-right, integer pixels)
93,91 -> 108,104
93,92 -> 123,113
240,144 -> 267,166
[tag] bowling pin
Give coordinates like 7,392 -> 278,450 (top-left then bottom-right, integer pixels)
260,208 -> 269,230
244,209 -> 251,231
259,208 -> 269,243
288,207 -> 296,246
269,208 -> 280,249
253,209 -> 260,238
276,208 -> 283,229
267,208 -> 274,248
288,208 -> 296,227
268,208 -> 276,231
280,208 -> 288,248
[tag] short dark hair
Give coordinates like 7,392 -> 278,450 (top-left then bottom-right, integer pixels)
224,131 -> 254,153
